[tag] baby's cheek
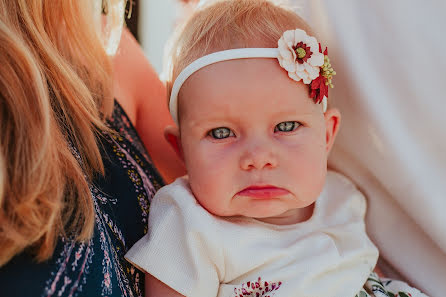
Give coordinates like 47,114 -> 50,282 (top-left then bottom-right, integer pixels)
192,184 -> 225,215
189,171 -> 218,200
288,149 -> 326,194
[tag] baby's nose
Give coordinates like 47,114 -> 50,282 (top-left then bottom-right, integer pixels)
239,145 -> 278,171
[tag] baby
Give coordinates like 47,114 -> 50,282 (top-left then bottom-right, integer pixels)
126,1 -> 428,296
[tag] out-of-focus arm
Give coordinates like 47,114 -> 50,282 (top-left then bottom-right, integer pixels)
113,28 -> 186,183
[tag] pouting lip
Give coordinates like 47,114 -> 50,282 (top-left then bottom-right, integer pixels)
236,185 -> 290,199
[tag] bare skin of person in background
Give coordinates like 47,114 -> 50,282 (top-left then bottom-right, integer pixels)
113,28 -> 186,183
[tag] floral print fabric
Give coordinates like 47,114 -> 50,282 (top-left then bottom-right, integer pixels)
355,273 -> 428,297
0,101 -> 164,297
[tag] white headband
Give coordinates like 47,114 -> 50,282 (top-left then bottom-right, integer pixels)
169,46 -> 329,125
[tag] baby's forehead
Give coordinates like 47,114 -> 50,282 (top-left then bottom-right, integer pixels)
177,59 -> 320,124
179,58 -> 310,100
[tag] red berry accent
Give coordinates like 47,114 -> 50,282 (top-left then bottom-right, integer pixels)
310,74 -> 328,104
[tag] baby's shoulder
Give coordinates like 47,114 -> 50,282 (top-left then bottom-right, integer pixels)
324,170 -> 363,199
326,170 -> 359,191
150,175 -> 219,227
154,176 -> 194,204
321,170 -> 367,219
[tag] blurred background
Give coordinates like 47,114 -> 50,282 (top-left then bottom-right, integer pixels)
127,0 -> 183,75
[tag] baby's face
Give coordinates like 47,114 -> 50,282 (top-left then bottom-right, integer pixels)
176,58 -> 339,224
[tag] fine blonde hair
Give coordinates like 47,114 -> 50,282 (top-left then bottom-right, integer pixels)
165,0 -> 313,105
0,1 -> 113,266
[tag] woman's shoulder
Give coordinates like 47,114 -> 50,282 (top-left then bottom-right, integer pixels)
112,28 -> 186,183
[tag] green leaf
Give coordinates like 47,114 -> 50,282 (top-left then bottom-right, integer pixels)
359,291 -> 368,297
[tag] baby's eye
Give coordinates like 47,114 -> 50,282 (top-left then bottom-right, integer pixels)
208,127 -> 235,139
274,121 -> 301,133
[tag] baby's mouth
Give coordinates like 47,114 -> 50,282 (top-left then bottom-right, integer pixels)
237,185 -> 290,199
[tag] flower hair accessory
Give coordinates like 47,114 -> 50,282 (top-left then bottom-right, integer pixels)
169,29 -> 335,125
278,29 -> 335,104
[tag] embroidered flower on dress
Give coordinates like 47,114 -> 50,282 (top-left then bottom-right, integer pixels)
233,277 -> 282,297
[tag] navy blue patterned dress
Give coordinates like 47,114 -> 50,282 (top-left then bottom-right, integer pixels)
0,101 -> 164,297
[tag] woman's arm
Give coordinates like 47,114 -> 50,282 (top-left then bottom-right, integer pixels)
112,28 -> 186,183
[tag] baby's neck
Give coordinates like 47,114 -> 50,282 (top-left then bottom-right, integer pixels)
256,203 -> 315,225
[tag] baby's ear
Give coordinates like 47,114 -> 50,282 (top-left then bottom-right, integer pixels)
323,107 -> 341,154
164,125 -> 184,160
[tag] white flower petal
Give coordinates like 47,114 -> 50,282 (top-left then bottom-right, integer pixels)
278,37 -> 286,49
296,69 -> 308,81
288,71 -> 302,82
304,63 -> 320,80
289,49 -> 296,61
293,29 -> 307,44
278,46 -> 293,61
286,42 -> 297,61
294,68 -> 313,84
278,50 -> 291,63
281,59 -> 297,72
302,74 -> 312,84
308,52 -> 324,66
296,62 -> 306,72
307,36 -> 319,49
282,30 -> 296,44
277,56 -> 284,68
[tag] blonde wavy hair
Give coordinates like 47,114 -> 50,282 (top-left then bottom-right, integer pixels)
165,0 -> 312,106
0,0 -> 113,266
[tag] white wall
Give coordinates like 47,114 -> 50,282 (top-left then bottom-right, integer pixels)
138,0 -> 178,76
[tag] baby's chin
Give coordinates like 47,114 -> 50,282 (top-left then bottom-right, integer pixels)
252,204 -> 316,225
212,197 -> 314,216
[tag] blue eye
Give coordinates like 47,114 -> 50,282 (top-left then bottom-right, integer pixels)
209,127 -> 235,139
274,121 -> 300,132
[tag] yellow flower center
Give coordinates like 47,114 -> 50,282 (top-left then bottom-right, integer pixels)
296,47 -> 307,59
322,55 -> 336,88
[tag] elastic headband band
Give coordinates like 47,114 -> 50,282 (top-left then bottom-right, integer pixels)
169,48 -> 328,125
